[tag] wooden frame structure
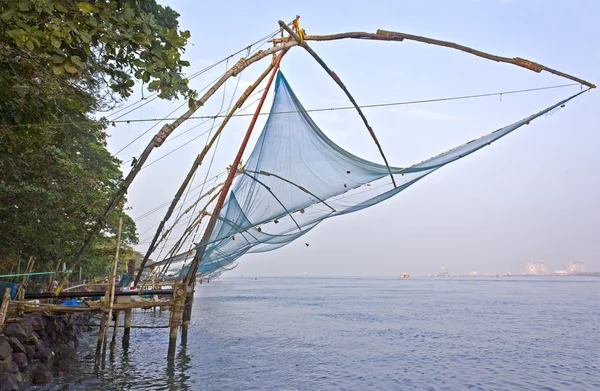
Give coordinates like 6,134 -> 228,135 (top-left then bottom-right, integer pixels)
58,18 -> 594,354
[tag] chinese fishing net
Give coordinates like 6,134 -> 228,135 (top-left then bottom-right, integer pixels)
152,71 -> 584,278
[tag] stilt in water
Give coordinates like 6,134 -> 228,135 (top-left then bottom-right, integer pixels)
111,310 -> 120,345
167,283 -> 186,359
123,259 -> 136,349
95,312 -> 107,364
181,280 -> 195,336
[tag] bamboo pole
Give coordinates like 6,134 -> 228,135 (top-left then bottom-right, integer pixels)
135,181 -> 225,286
111,310 -> 120,344
155,183 -> 223,249
0,288 -> 11,327
95,311 -> 107,362
123,259 -> 136,348
167,283 -> 186,358
157,190 -> 221,266
104,217 -> 123,340
270,30 -> 596,88
17,257 -> 34,315
279,20 -> 397,188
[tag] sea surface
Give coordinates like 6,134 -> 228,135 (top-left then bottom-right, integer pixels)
43,277 -> 599,391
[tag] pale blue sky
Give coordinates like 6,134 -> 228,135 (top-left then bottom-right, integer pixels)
106,0 -> 599,276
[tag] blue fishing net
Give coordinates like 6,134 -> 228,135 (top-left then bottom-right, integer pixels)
157,72 -> 583,277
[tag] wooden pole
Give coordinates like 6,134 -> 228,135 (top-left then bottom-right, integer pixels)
123,259 -> 136,348
95,312 -> 107,362
0,288 -> 11,328
183,49 -> 289,287
167,283 -> 186,358
18,257 -> 34,315
135,182 -> 224,286
104,217 -> 123,340
111,310 -> 121,344
154,188 -> 223,280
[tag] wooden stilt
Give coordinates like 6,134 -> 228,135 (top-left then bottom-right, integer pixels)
181,280 -> 195,337
95,312 -> 107,362
111,310 -> 120,344
123,259 -> 135,348
104,217 -> 122,340
0,288 -> 11,327
167,283 -> 185,358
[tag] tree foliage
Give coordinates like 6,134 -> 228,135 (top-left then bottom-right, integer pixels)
1,0 -> 194,104
0,0 -> 192,279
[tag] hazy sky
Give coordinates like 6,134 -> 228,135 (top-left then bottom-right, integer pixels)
106,0 -> 599,276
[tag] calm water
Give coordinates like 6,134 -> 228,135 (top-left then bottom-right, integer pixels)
47,277 -> 599,390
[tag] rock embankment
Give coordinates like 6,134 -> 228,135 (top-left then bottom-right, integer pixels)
0,312 -> 85,390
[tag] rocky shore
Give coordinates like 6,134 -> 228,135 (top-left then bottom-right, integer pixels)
0,312 -> 88,390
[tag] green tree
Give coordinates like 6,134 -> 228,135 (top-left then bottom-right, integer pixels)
0,0 -> 192,278
1,0 -> 193,105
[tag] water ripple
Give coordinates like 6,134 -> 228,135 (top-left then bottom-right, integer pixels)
45,277 -> 600,391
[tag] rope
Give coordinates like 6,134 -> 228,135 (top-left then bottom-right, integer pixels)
4,83 -> 581,129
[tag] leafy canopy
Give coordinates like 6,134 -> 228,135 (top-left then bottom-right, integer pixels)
1,0 -> 194,102
0,0 -> 193,279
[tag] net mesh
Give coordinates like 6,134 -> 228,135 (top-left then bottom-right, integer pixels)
155,72 -> 582,277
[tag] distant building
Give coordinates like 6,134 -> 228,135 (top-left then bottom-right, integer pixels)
468,271 -> 478,276
554,270 -> 568,276
566,260 -> 586,274
525,260 -> 547,275
440,266 -> 448,276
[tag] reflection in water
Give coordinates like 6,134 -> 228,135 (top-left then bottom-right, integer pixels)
167,330 -> 192,391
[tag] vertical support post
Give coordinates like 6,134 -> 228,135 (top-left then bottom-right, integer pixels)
168,283 -> 186,359
181,280 -> 194,337
111,310 -> 121,344
123,259 -> 135,348
95,312 -> 107,362
104,217 -> 122,340
0,288 -> 11,328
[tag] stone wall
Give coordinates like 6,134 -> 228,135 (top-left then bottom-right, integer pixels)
0,312 -> 87,390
